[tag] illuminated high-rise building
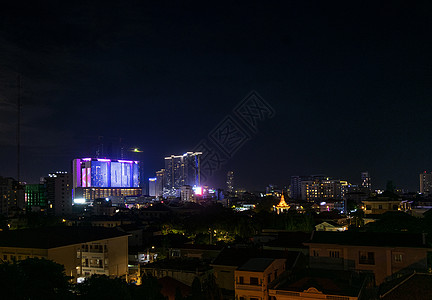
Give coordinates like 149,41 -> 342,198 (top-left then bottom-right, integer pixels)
420,172 -> 432,195
25,183 -> 47,210
148,178 -> 157,197
72,158 -> 142,202
156,169 -> 165,197
361,171 -> 371,191
163,152 -> 201,196
227,171 -> 234,193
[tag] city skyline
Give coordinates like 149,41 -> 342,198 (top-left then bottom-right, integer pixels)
0,1 -> 431,191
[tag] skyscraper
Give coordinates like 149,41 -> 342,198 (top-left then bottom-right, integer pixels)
163,152 -> 201,196
156,169 -> 165,197
148,178 -> 157,197
227,171 -> 234,193
420,172 -> 432,195
361,171 -> 371,191
45,172 -> 72,216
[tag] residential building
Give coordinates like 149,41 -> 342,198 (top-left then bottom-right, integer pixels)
45,172 -> 72,215
362,193 -> 411,215
25,183 -> 47,210
142,258 -> 212,286
305,231 -> 432,284
148,177 -> 157,197
361,171 -> 371,191
212,248 -> 300,293
0,226 -> 129,282
227,171 -> 234,193
0,176 -> 25,216
269,269 -> 368,300
315,221 -> 348,232
164,152 -> 201,196
419,172 -> 432,195
300,176 -> 344,201
235,258 -> 286,300
156,169 -> 165,197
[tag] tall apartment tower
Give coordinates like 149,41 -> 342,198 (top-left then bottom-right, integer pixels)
227,171 -> 234,193
164,152 -> 202,195
156,169 -> 165,197
361,171 -> 371,191
420,172 -> 432,195
148,178 -> 157,197
45,172 -> 72,216
0,176 -> 24,216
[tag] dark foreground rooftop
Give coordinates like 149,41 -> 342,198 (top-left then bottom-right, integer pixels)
0,226 -> 129,249
272,269 -> 367,298
307,231 -> 429,248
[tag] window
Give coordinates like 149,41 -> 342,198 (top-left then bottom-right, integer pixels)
394,254 -> 403,262
312,249 -> 319,257
250,277 -> 259,285
329,250 -> 340,258
3,255 -> 7,260
359,251 -> 375,265
239,276 -> 244,284
366,205 -> 372,210
378,205 -> 383,209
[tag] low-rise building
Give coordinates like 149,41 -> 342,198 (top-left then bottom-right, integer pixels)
305,231 -> 431,285
235,258 -> 286,300
269,269 -> 368,300
0,226 -> 129,282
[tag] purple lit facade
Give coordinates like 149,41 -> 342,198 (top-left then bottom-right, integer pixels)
73,158 -> 140,189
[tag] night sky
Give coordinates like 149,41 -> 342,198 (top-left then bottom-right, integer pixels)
1,1 -> 431,191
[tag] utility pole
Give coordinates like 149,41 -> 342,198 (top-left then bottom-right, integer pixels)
17,75 -> 21,183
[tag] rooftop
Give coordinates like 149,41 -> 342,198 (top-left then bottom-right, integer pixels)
380,273 -> 432,300
0,226 -> 129,249
273,269 -> 366,297
238,258 -> 278,272
307,231 -> 429,248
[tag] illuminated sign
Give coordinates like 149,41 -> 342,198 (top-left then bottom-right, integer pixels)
74,158 -> 140,188
193,186 -> 203,195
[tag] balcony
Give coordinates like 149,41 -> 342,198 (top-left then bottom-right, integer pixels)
235,283 -> 262,291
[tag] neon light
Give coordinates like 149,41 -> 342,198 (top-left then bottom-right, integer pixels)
193,186 -> 203,195
86,168 -> 91,187
149,178 -> 157,181
97,158 -> 111,162
82,158 -> 91,161
74,198 -> 86,204
134,161 -> 139,164
118,160 -> 133,163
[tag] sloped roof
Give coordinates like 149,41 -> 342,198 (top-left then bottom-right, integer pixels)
381,273 -> 432,300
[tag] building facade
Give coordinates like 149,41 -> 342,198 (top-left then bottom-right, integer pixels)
0,176 -> 25,216
163,152 -> 201,197
25,183 -> 47,210
45,172 -> 72,215
420,172 -> 432,195
72,158 -> 142,202
0,227 -> 129,282
235,258 -> 286,300
148,177 -> 157,197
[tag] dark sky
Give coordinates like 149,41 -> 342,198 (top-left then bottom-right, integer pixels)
0,1 -> 431,191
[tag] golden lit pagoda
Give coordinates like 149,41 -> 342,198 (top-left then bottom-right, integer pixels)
274,192 -> 290,214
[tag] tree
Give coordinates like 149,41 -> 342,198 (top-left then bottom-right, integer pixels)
77,275 -> 131,300
0,258 -> 72,300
